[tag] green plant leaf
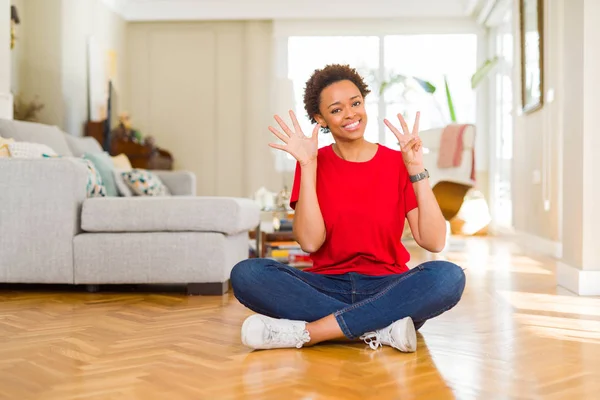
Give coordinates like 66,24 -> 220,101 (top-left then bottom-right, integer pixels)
471,56 -> 500,89
413,78 -> 436,93
378,73 -> 436,96
444,75 -> 456,122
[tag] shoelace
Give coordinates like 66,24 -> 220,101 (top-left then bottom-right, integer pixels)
266,325 -> 310,348
360,331 -> 383,350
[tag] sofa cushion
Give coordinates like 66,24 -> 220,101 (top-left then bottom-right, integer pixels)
64,134 -> 103,157
81,197 -> 260,235
8,141 -> 57,158
0,119 -> 73,156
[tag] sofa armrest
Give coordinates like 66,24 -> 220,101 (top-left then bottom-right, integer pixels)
0,159 -> 88,283
153,170 -> 196,196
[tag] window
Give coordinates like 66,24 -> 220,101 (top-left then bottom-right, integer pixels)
288,36 -> 380,148
287,34 -> 478,150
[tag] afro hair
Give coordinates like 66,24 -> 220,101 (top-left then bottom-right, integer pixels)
303,64 -> 371,132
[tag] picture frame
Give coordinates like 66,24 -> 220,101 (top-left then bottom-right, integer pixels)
520,0 -> 544,113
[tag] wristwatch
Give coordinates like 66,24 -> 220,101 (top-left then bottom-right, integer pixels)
409,169 -> 429,183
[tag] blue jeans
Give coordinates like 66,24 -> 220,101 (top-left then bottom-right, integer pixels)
230,259 -> 466,339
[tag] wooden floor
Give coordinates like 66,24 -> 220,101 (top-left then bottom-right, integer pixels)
1,236 -> 600,400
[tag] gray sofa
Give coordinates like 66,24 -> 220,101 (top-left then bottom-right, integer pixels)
0,118 -> 259,295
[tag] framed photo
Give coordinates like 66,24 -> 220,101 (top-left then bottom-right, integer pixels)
520,0 -> 544,113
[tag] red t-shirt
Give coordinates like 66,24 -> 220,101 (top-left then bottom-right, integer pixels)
290,144 -> 418,276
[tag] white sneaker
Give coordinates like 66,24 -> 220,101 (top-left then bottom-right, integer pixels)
241,314 -> 311,350
360,317 -> 417,352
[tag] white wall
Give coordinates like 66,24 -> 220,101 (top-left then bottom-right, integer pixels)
61,0 -> 127,136
557,0 -> 600,294
581,0 -> 600,272
510,0 -> 595,256
1,0 -> 13,119
15,0 -> 64,127
511,0 -> 600,294
11,0 -> 126,135
559,0 -> 584,268
511,0 -> 562,243
127,21 -> 280,197
9,0 -> 23,95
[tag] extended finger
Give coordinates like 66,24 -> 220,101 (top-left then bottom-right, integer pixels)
311,124 -> 321,141
384,118 -> 403,141
412,111 -> 421,136
289,110 -> 302,133
274,115 -> 293,137
397,113 -> 410,135
269,126 -> 289,144
268,143 -> 287,151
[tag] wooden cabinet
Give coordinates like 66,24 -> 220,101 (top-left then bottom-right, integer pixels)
85,120 -> 173,170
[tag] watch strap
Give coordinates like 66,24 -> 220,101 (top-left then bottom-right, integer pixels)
409,169 -> 429,183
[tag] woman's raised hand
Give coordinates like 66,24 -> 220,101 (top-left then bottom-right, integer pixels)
384,111 -> 423,171
268,110 -> 320,167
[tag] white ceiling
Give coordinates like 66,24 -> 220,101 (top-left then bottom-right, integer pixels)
105,0 -> 491,22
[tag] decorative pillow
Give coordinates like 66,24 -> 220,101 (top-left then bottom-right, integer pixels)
83,152 -> 119,197
8,142 -> 57,158
112,153 -> 132,170
113,168 -> 133,197
110,154 -> 134,197
0,136 -> 15,157
42,154 -> 106,198
79,158 -> 107,198
121,169 -> 171,197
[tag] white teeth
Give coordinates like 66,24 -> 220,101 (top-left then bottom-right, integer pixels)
345,121 -> 359,129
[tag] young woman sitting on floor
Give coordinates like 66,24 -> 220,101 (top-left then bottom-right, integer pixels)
231,64 -> 466,352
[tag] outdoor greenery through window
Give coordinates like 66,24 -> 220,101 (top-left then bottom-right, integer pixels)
287,34 -> 478,150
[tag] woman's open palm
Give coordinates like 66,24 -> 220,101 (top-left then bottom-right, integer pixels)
268,111 -> 320,166
384,111 -> 423,167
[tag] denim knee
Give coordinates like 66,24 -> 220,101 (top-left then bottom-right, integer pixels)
440,261 -> 466,303
230,259 -> 254,293
422,260 -> 466,303
230,258 -> 271,294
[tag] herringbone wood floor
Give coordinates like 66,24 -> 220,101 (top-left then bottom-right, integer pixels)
1,236 -> 599,400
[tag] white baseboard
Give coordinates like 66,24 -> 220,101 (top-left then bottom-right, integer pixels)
508,230 -> 563,259
488,224 -> 515,236
557,262 -> 600,296
0,92 -> 13,120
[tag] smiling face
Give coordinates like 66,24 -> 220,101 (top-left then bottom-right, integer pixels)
314,80 -> 367,142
